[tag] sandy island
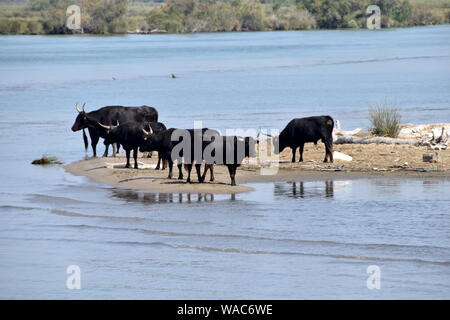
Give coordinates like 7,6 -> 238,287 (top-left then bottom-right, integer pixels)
65,137 -> 450,194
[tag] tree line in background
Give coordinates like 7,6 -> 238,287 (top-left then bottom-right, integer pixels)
0,0 -> 129,34
0,0 -> 449,34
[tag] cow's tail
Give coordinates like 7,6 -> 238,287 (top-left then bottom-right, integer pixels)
83,129 -> 89,152
326,116 -> 334,130
326,116 -> 334,146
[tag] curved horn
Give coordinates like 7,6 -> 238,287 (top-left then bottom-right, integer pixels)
81,102 -> 86,112
97,122 -> 111,130
142,125 -> 153,136
75,102 -> 82,113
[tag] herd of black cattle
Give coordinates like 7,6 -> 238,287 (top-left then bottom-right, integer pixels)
71,105 -> 334,186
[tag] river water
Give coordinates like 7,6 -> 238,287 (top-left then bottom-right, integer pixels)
0,25 -> 449,299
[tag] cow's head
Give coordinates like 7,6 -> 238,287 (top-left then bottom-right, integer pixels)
71,103 -> 88,132
139,126 -> 155,152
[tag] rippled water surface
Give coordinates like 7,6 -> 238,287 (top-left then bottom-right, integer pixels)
0,26 -> 450,299
1,177 -> 449,299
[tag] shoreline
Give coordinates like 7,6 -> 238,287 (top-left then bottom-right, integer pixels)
65,145 -> 450,194
3,24 -> 449,36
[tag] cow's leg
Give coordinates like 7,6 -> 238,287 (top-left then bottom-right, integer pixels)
201,164 -> 214,182
111,143 -> 117,158
208,164 -> 214,182
90,133 -> 99,158
299,143 -> 304,162
227,165 -> 237,186
329,143 -> 334,163
155,153 -> 162,170
167,159 -> 173,179
133,148 -> 139,169
186,164 -> 193,183
201,164 -> 208,182
102,142 -> 109,158
177,162 -> 183,180
195,164 -> 203,183
291,147 -> 296,163
231,166 -> 237,186
125,149 -> 131,168
162,158 -> 167,170
324,142 -> 334,163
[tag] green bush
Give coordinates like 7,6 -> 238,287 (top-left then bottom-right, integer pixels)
410,6 -> 445,25
207,2 -> 241,32
147,8 -> 184,32
369,104 -> 402,138
268,7 -> 316,30
27,19 -> 44,34
238,0 -> 266,31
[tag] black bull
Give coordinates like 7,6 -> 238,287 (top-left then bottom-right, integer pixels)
273,115 -> 334,163
71,105 -> 158,157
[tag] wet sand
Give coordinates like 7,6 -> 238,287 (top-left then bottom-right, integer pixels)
65,141 -> 450,194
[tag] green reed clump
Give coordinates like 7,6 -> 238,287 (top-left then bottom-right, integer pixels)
369,104 -> 402,138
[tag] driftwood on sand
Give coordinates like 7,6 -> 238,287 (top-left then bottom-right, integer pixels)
334,136 -> 420,145
333,120 -> 449,150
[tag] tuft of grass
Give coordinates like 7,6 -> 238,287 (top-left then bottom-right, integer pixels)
31,156 -> 63,165
369,104 -> 402,138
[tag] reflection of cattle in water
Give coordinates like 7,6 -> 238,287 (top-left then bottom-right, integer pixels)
274,181 -> 334,198
111,190 -> 242,203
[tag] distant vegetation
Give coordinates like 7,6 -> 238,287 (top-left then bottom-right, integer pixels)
0,0 -> 129,34
0,0 -> 449,34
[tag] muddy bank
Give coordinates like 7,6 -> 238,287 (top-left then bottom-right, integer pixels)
65,141 -> 450,194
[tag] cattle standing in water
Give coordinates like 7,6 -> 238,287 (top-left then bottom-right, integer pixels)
204,136 -> 257,186
140,128 -> 220,183
71,104 -> 158,157
273,116 -> 334,163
